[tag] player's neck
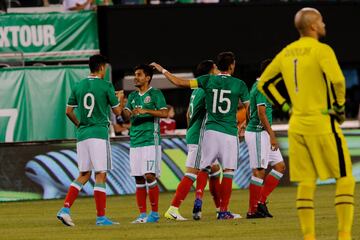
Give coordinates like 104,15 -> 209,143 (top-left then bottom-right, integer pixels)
299,32 -> 319,40
138,85 -> 151,94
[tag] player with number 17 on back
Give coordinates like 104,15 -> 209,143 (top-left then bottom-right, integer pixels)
57,54 -> 125,226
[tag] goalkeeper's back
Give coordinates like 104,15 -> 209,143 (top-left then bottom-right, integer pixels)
259,37 -> 345,135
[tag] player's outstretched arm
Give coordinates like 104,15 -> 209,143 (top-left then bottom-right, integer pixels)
132,108 -> 168,118
66,106 -> 80,128
150,62 -> 191,88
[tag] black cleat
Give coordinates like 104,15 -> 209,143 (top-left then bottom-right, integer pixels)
246,211 -> 266,219
257,202 -> 273,218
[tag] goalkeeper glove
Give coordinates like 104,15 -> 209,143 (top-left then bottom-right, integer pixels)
281,102 -> 291,114
323,103 -> 346,124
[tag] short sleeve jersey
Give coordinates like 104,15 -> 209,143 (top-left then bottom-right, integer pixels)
246,81 -> 273,132
258,37 -> 345,135
194,74 -> 250,136
125,87 -> 167,148
67,76 -> 119,142
186,88 -> 206,145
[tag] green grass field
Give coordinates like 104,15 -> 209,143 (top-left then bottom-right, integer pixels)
1,184 -> 359,240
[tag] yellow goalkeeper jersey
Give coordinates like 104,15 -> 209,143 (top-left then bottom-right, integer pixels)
258,37 -> 345,135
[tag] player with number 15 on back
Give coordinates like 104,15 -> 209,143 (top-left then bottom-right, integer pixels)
57,54 -> 125,227
151,52 -> 249,219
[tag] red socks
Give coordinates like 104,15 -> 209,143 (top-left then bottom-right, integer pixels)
136,184 -> 147,214
248,176 -> 264,213
209,170 -> 221,209
171,174 -> 196,207
195,170 -> 209,199
148,180 -> 159,212
259,169 -> 283,203
220,172 -> 234,212
64,181 -> 82,208
94,183 -> 106,217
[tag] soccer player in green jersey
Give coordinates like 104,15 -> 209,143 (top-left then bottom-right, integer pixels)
122,64 -> 168,223
151,52 -> 250,219
57,54 -> 124,226
244,59 -> 286,219
258,8 -> 355,240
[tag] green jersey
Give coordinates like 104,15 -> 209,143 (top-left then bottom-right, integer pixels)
125,87 -> 167,148
246,81 -> 273,132
186,88 -> 206,145
67,76 -> 119,142
195,74 -> 250,136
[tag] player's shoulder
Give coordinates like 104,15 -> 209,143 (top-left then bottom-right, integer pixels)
149,87 -> 163,95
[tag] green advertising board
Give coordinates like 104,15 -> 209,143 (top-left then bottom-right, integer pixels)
0,11 -> 99,61
0,65 -> 110,142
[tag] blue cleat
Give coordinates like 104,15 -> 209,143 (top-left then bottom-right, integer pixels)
131,213 -> 147,224
146,211 -> 160,223
57,207 -> 75,227
217,211 -> 241,220
96,216 -> 119,226
192,198 -> 202,220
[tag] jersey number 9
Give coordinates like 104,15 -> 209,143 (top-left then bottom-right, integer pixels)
84,93 -> 95,117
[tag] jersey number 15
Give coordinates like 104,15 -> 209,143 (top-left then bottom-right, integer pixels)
212,89 -> 231,114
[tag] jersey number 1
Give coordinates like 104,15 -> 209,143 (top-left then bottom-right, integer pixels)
84,93 -> 95,117
294,58 -> 299,92
212,89 -> 231,114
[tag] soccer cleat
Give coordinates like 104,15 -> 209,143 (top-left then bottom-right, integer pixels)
57,207 -> 75,227
217,211 -> 240,220
96,216 -> 119,226
164,206 -> 187,221
192,198 -> 202,220
230,212 -> 242,219
146,211 -> 160,223
131,213 -> 147,224
257,202 -> 273,218
246,211 -> 266,219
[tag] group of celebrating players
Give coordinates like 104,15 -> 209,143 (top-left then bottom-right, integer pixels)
56,7 -> 355,240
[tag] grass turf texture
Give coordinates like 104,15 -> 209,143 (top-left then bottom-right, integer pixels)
1,184 -> 359,240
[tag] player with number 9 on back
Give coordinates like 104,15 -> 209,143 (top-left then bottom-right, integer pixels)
151,51 -> 250,219
57,54 -> 125,227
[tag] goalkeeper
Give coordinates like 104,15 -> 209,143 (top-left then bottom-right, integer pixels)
258,7 -> 355,240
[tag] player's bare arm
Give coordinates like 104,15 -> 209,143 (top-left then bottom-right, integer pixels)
150,62 -> 191,88
65,106 -> 80,128
112,90 -> 125,116
257,105 -> 278,151
132,108 -> 168,118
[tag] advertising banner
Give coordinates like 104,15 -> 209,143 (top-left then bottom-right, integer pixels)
0,11 -> 99,61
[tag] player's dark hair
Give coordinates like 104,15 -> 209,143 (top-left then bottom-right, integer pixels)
89,54 -> 107,73
260,58 -> 272,75
134,64 -> 153,83
194,60 -> 215,78
216,51 -> 235,71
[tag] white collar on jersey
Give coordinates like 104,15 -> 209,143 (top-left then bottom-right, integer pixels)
217,73 -> 231,76
87,75 -> 101,79
138,86 -> 153,96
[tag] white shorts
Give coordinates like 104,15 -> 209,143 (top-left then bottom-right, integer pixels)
130,145 -> 161,177
200,130 -> 238,170
77,138 -> 112,172
245,131 -> 284,169
186,144 -> 219,169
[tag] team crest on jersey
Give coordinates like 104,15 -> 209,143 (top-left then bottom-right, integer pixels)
144,96 -> 151,103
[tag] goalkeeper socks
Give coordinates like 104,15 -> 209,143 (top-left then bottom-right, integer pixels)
148,180 -> 159,212
94,183 -> 106,217
219,171 -> 234,212
171,173 -> 196,208
335,176 -> 355,240
136,184 -> 147,214
259,169 -> 283,203
195,170 -> 209,200
248,176 -> 263,213
209,170 -> 221,209
64,181 -> 83,208
296,181 -> 316,239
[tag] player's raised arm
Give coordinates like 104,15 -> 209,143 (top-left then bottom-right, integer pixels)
150,62 -> 197,88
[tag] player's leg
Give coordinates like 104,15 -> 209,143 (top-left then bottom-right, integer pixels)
209,163 -> 221,212
57,139 -> 92,226
144,145 -> 161,223
91,139 -> 118,225
289,133 -> 317,240
192,167 -> 209,220
130,146 -> 148,223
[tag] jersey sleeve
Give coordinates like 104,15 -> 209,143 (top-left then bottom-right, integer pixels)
154,90 -> 167,110
107,84 -> 120,108
239,81 -> 250,103
125,92 -> 134,111
258,51 -> 287,107
255,90 -> 267,106
67,86 -> 78,107
193,74 -> 210,89
318,44 -> 346,106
